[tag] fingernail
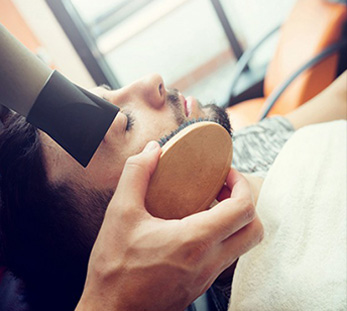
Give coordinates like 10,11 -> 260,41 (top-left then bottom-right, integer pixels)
143,141 -> 159,153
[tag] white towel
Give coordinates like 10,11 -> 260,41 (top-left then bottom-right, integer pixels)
229,121 -> 347,311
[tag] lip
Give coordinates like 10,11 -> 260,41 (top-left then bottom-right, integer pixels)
179,93 -> 189,117
185,96 -> 198,118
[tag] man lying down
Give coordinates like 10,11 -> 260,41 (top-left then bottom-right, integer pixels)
0,71 -> 346,311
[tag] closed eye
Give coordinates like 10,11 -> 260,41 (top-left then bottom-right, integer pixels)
124,112 -> 134,131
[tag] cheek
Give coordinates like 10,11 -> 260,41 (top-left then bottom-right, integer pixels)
126,122 -> 173,156
87,109 -> 181,188
84,143 -> 126,189
135,112 -> 181,143
115,127 -> 161,162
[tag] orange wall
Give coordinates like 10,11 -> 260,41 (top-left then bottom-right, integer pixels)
0,0 -> 42,53
2,0 -> 95,87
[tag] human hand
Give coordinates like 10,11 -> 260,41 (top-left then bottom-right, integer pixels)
76,141 -> 263,311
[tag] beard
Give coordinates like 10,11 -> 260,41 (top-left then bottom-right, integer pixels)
166,89 -> 232,137
166,89 -> 186,126
201,103 -> 232,136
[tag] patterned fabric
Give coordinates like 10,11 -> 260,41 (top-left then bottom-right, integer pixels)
232,116 -> 294,178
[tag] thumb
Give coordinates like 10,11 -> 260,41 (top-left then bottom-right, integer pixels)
110,141 -> 161,212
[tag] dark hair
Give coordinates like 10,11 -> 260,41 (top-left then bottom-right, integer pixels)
0,111 -> 113,310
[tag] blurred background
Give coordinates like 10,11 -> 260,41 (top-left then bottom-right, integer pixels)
0,0 -> 296,105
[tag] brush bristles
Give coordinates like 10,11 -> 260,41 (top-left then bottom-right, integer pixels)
158,118 -> 231,147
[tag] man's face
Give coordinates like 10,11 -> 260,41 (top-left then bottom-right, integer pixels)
41,74 -> 230,191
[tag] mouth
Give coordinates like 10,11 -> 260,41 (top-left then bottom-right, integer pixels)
179,93 -> 197,118
178,93 -> 188,117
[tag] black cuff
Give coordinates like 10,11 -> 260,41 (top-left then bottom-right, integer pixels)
27,71 -> 119,167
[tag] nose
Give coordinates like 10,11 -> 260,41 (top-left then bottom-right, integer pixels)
131,73 -> 166,108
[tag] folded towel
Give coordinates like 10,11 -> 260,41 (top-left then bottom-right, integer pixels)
229,121 -> 347,311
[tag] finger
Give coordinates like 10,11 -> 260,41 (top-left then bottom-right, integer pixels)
217,184 -> 231,202
184,171 -> 255,243
187,216 -> 263,290
200,216 -> 263,283
217,168 -> 250,202
110,141 -> 161,210
217,216 -> 264,269
226,168 -> 253,202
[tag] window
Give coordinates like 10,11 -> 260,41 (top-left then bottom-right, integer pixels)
46,0 -> 296,104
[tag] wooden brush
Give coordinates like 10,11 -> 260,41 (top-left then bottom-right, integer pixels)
146,120 -> 233,219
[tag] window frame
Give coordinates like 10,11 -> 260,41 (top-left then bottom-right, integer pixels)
46,0 -> 121,88
46,0 -> 245,89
